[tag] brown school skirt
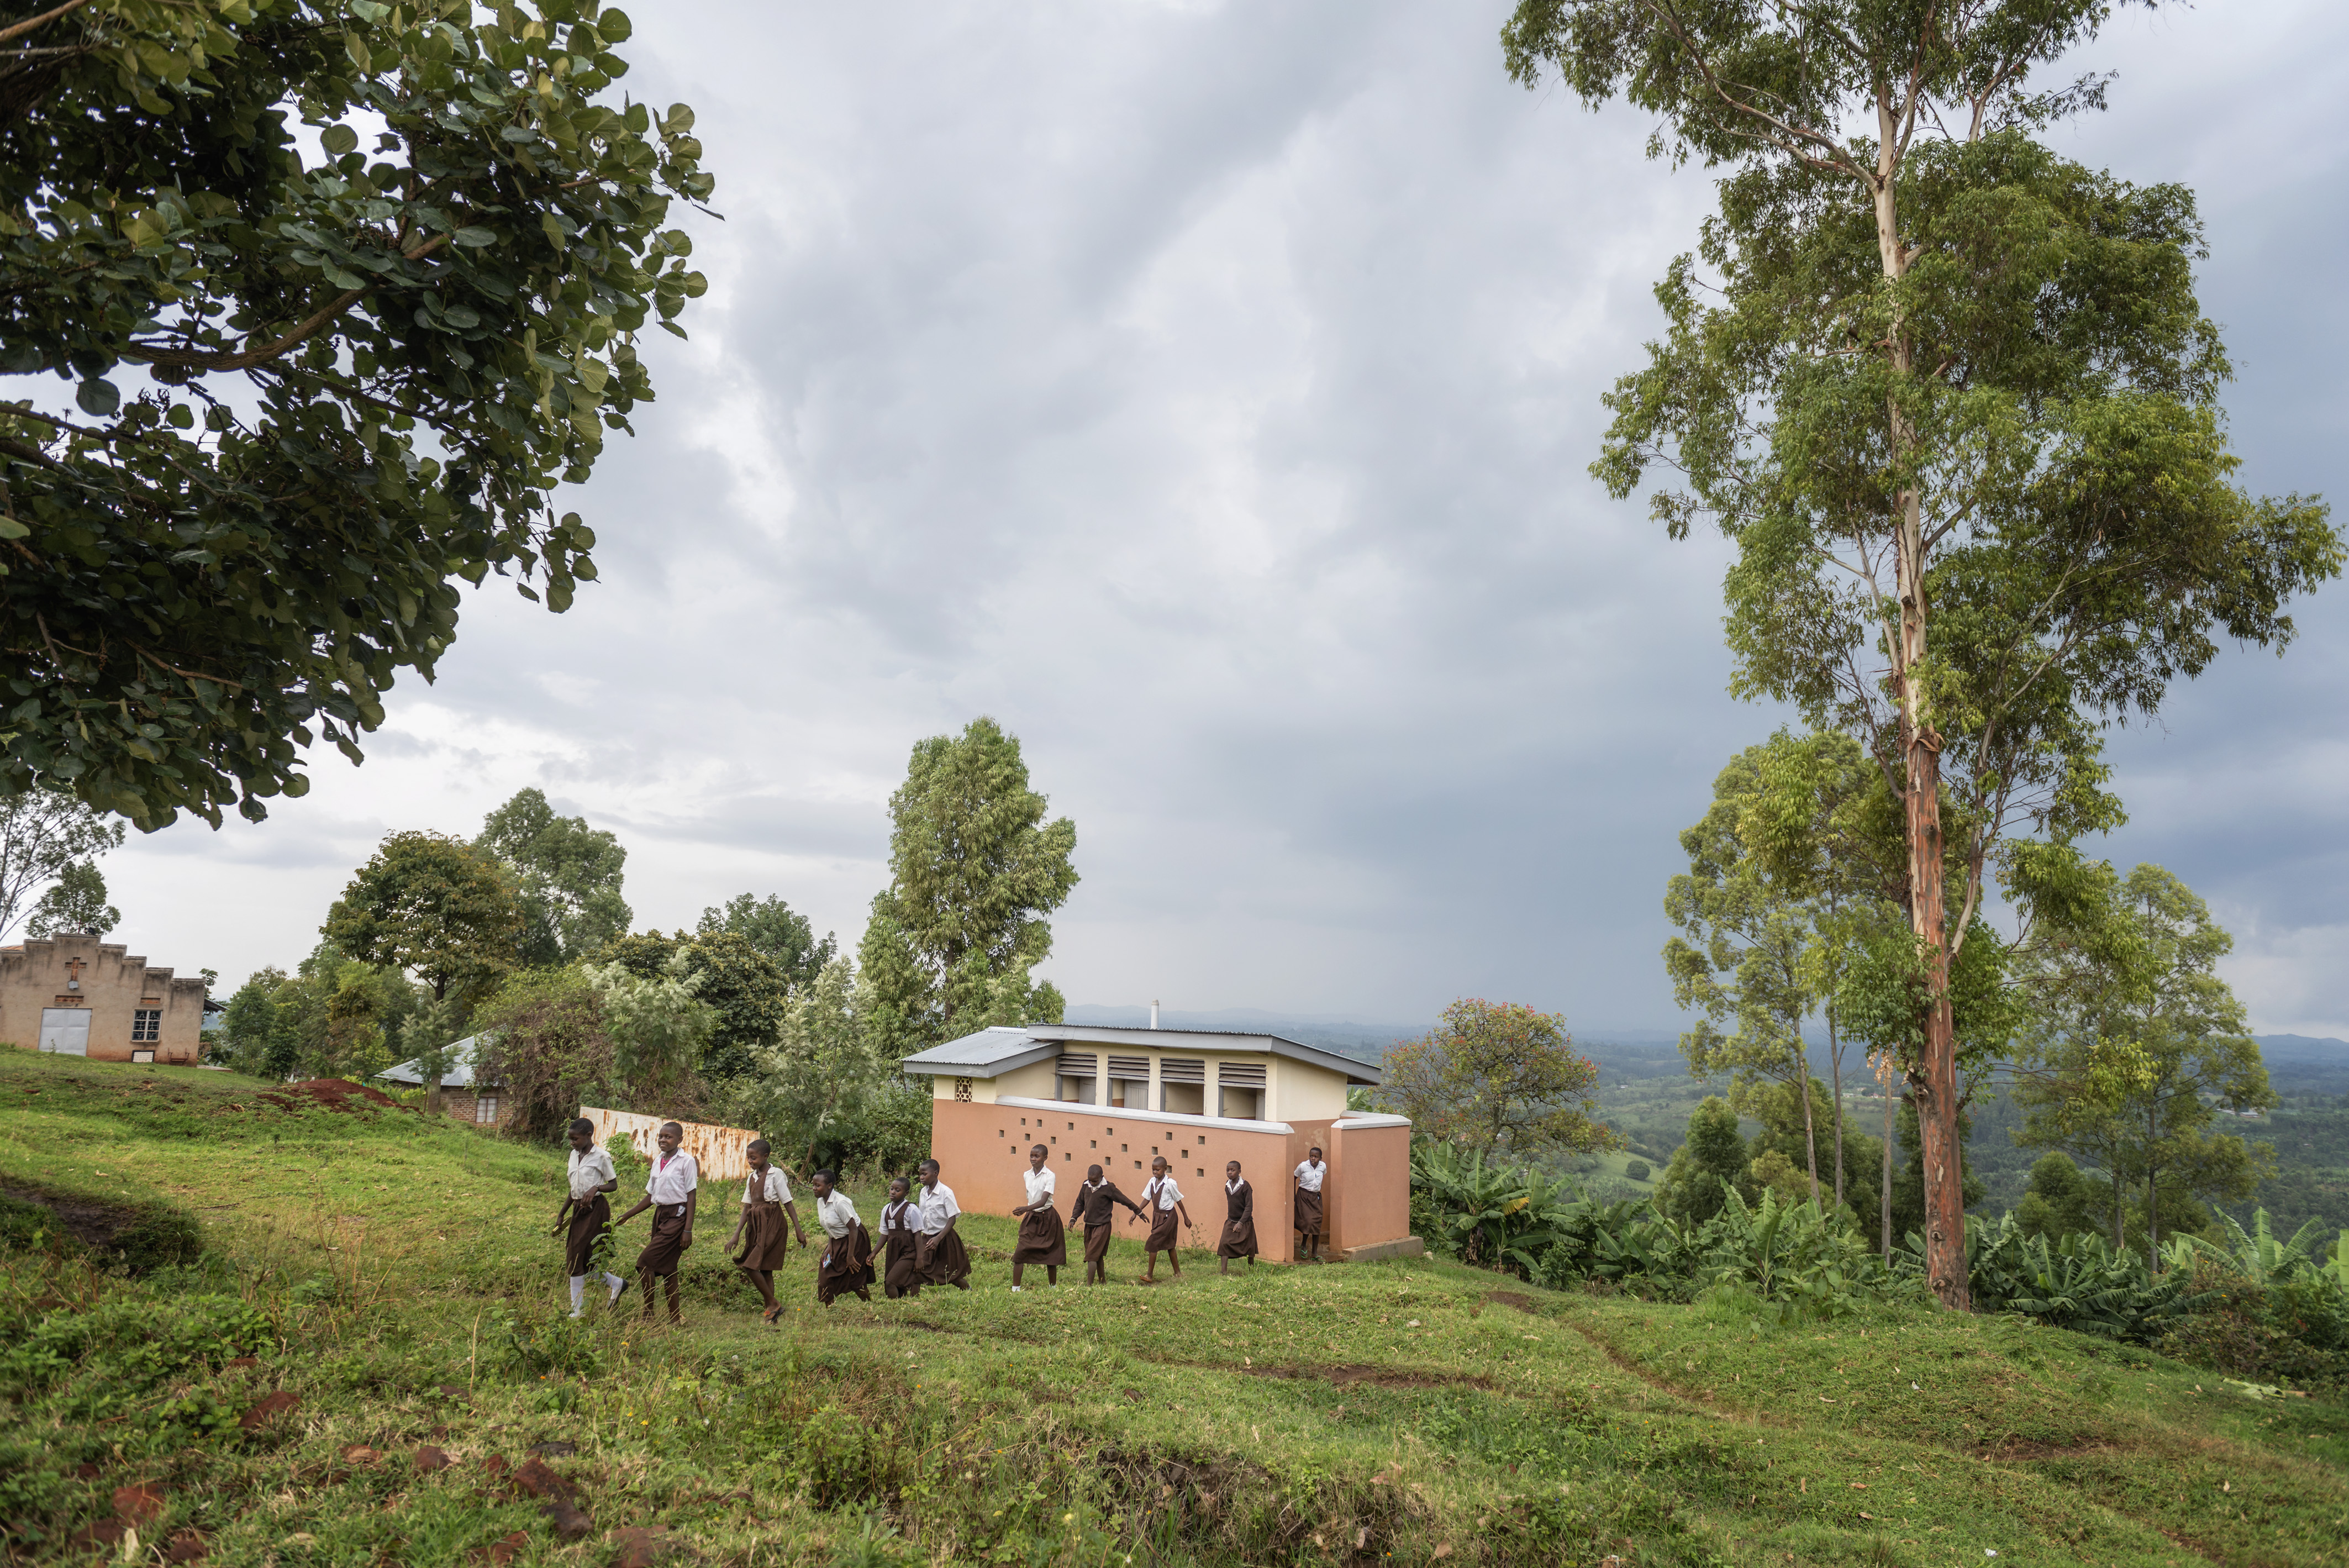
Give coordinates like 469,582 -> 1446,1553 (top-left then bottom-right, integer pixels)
735,1198 -> 791,1271
1083,1220 -> 1114,1267
917,1227 -> 971,1287
1218,1215 -> 1257,1259
815,1224 -> 875,1304
1294,1188 -> 1324,1239
1011,1204 -> 1067,1265
637,1204 -> 690,1276
883,1228 -> 922,1298
1145,1204 -> 1179,1253
565,1194 -> 611,1277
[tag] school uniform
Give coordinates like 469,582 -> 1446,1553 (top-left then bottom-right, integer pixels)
914,1179 -> 972,1286
734,1165 -> 793,1270
1009,1165 -> 1067,1266
1068,1177 -> 1141,1268
565,1144 -> 626,1312
1293,1158 -> 1327,1240
879,1197 -> 923,1299
636,1148 -> 698,1277
1218,1177 -> 1258,1260
813,1190 -> 875,1304
1142,1172 -> 1184,1254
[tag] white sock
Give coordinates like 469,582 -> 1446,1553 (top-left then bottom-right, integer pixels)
568,1275 -> 587,1312
602,1272 -> 625,1300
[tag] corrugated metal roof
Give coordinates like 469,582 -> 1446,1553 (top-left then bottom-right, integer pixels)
899,1023 -> 1383,1086
377,1035 -> 491,1088
898,1026 -> 1059,1073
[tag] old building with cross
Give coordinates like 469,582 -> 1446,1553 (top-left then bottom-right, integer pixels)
1,934 -> 208,1065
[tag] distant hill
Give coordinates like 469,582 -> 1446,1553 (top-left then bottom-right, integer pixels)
1062,1006 -> 1694,1076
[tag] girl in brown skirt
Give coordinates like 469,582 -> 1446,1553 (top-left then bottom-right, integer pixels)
1009,1143 -> 1066,1290
810,1170 -> 875,1306
1217,1159 -> 1258,1275
879,1176 -> 922,1299
1068,1164 -> 1144,1285
1293,1145 -> 1328,1263
554,1118 -> 627,1317
1140,1156 -> 1193,1285
728,1138 -> 808,1324
914,1158 -> 972,1290
614,1120 -> 698,1325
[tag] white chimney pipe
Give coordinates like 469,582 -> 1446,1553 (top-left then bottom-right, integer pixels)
1150,999 -> 1159,1030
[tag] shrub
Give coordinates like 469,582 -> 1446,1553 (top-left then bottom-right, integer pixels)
1624,1159 -> 1651,1182
474,967 -> 616,1141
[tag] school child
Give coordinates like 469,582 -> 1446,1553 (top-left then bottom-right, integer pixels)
552,1118 -> 628,1317
1067,1164 -> 1143,1286
1139,1156 -> 1193,1285
615,1120 -> 698,1324
728,1138 -> 808,1324
1293,1145 -> 1328,1262
1008,1143 -> 1066,1290
1216,1160 -> 1258,1275
811,1170 -> 876,1306
878,1176 -> 923,1299
913,1157 -> 972,1291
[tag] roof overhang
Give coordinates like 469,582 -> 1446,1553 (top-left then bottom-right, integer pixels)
902,1023 -> 1382,1087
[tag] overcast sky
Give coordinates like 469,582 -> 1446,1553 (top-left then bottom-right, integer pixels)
99,1 -> 2349,1037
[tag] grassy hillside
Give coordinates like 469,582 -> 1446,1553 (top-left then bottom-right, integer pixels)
2,1051 -> 2343,1567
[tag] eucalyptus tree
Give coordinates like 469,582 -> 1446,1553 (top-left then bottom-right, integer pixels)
2,0 -> 710,829
1504,0 -> 2340,1306
478,787 -> 631,965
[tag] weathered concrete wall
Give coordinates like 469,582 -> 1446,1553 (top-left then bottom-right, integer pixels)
0,935 -> 206,1065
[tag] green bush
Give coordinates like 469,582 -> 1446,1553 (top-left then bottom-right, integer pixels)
1624,1159 -> 1651,1182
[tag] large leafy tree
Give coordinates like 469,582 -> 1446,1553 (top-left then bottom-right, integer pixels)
2010,862 -> 2274,1264
0,787 -> 125,938
0,0 -> 709,829
26,857 -> 119,936
1504,0 -> 2340,1306
859,717 -> 1078,1050
697,892 -> 835,994
477,786 -> 630,965
1379,998 -> 1615,1162
323,829 -> 520,1006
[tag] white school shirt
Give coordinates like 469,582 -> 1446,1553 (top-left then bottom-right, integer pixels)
743,1166 -> 792,1205
1022,1166 -> 1056,1207
815,1190 -> 860,1239
1293,1160 -> 1326,1193
1145,1174 -> 1184,1211
567,1145 -> 616,1201
645,1150 -> 698,1206
881,1198 -> 915,1234
916,1181 -> 960,1235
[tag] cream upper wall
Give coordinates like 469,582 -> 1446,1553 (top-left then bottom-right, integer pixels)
932,1046 -> 1355,1123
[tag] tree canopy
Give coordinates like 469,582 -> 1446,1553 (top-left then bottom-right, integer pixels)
322,829 -> 520,1006
697,892 -> 834,993
860,717 -> 1077,1050
0,787 -> 125,938
477,786 -> 630,965
1379,998 -> 1615,1161
1503,0 -> 2340,1307
1,0 -> 710,829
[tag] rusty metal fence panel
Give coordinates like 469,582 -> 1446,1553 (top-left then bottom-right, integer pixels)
582,1106 -> 762,1183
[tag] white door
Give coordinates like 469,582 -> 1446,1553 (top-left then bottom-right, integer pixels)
39,1008 -> 91,1055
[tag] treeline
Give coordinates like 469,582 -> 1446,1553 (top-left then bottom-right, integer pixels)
214,718 -> 1077,1174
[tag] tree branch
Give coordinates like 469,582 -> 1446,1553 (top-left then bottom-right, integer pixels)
124,234 -> 451,375
0,0 -> 90,46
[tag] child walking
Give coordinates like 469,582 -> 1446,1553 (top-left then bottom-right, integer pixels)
728,1138 -> 808,1324
913,1157 -> 972,1291
879,1176 -> 922,1299
1139,1156 -> 1193,1285
811,1170 -> 876,1306
1008,1143 -> 1066,1290
1067,1164 -> 1143,1286
1293,1146 -> 1328,1263
615,1120 -> 698,1325
1216,1160 -> 1258,1275
552,1118 -> 627,1317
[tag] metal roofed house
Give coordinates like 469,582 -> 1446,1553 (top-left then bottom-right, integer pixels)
377,1035 -> 508,1127
900,1023 -> 1420,1264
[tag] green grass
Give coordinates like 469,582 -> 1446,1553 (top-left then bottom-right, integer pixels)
1,1051 -> 2343,1566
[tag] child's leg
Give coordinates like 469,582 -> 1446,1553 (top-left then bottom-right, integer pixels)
1219,1257 -> 1229,1276
603,1270 -> 626,1301
741,1264 -> 776,1311
1012,1261 -> 1025,1288
1045,1265 -> 1057,1285
569,1274 -> 588,1313
662,1271 -> 683,1323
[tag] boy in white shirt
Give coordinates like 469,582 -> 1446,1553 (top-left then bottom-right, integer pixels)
913,1157 -> 972,1290
615,1120 -> 698,1325
551,1118 -> 627,1317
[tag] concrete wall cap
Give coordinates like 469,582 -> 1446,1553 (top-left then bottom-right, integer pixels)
994,1094 -> 1296,1137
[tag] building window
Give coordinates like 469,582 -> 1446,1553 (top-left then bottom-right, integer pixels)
954,1077 -> 973,1103
1218,1061 -> 1265,1121
131,1008 -> 162,1043
474,1095 -> 499,1124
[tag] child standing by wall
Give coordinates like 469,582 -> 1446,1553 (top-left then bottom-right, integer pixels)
1293,1146 -> 1328,1264
552,1118 -> 627,1317
1009,1143 -> 1065,1290
1140,1156 -> 1192,1285
879,1176 -> 921,1299
1217,1159 -> 1257,1276
615,1120 -> 698,1325
1067,1164 -> 1142,1286
729,1138 -> 808,1324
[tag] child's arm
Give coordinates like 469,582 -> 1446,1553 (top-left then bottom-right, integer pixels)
1175,1201 -> 1192,1229
681,1186 -> 698,1250
782,1198 -> 808,1247
550,1192 -> 574,1236
615,1193 -> 652,1225
728,1198 -> 749,1251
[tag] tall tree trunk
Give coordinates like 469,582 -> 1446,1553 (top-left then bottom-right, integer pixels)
1873,88 -> 1969,1312
1797,1045 -> 1820,1207
1881,1064 -> 1895,1263
1828,1011 -> 1847,1210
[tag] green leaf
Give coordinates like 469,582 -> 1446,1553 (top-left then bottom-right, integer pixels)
76,378 -> 120,416
451,225 -> 498,247
599,9 -> 633,41
321,124 -> 360,156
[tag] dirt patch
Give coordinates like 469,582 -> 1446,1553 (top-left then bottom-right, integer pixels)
230,1079 -> 407,1116
1247,1362 -> 1496,1391
0,1182 -> 204,1271
1979,1437 -> 2125,1461
1487,1291 -> 1541,1316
